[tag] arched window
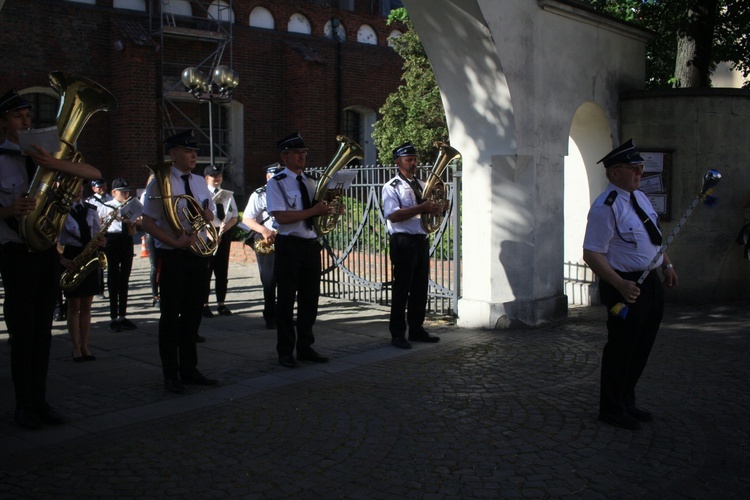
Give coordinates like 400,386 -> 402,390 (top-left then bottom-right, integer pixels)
387,30 -> 403,47
163,0 -> 192,18
249,6 -> 274,29
356,25 -> 377,45
208,0 -> 235,23
324,19 -> 346,42
19,89 -> 58,130
288,13 -> 311,35
113,0 -> 146,12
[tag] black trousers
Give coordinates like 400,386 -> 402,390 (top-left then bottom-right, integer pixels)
146,234 -> 159,298
0,243 -> 59,410
205,234 -> 232,304
105,232 -> 134,319
256,250 -> 276,322
158,249 -> 210,380
598,270 -> 663,416
388,233 -> 430,338
274,235 -> 321,357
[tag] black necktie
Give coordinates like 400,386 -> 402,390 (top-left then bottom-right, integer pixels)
71,203 -> 91,245
297,175 -> 313,229
212,188 -> 225,220
181,174 -> 193,197
631,193 -> 662,246
410,179 -> 423,204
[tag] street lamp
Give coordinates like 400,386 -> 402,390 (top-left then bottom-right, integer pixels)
181,65 -> 239,167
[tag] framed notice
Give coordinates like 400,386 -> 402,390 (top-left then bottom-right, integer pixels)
640,149 -> 673,221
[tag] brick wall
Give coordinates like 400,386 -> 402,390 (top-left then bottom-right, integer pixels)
0,0 -> 404,199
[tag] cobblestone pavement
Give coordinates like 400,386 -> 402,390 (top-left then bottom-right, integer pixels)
1,252 -> 748,498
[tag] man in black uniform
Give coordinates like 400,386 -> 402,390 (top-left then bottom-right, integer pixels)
0,88 -> 102,429
265,133 -> 337,368
242,163 -> 283,329
583,139 -> 678,430
381,141 -> 442,349
141,130 -> 218,394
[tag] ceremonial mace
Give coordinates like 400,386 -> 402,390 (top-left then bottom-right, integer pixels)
610,169 -> 722,319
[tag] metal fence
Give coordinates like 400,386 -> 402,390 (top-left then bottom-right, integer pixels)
313,163 -> 461,316
563,260 -> 598,306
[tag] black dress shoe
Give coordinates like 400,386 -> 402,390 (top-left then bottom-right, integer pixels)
202,306 -> 214,318
72,351 -> 85,363
181,370 -> 218,386
409,331 -> 440,343
109,320 -> 122,332
297,349 -> 329,363
598,412 -> 641,430
36,404 -> 65,425
15,408 -> 42,430
164,377 -> 185,394
217,305 -> 233,316
83,354 -> 97,361
391,337 -> 412,349
119,318 -> 137,330
627,406 -> 653,422
279,354 -> 299,368
194,335 -> 206,343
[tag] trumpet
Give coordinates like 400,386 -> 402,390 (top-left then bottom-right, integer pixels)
145,160 -> 219,256
60,197 -> 136,292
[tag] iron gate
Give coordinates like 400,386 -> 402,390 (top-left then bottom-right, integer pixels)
314,163 -> 461,316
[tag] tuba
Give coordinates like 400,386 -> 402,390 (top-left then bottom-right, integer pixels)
145,160 -> 220,256
420,141 -> 461,234
19,71 -> 118,252
312,135 -> 364,235
60,197 -> 136,292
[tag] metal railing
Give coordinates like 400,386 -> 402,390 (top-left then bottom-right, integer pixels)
563,260 -> 598,306
315,163 -> 461,316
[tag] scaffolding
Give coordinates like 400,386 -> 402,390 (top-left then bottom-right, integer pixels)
151,0 -> 236,170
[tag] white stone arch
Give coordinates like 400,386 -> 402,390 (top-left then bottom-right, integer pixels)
249,6 -> 274,29
113,0 -> 146,11
208,0 -> 234,23
163,0 -> 191,18
564,102 -> 612,304
288,13 -> 312,35
356,24 -> 377,45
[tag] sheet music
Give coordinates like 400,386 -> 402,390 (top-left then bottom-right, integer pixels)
17,126 -> 60,155
325,170 -> 358,190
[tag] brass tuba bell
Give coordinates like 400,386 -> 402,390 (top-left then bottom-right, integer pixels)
312,135 -> 364,235
420,141 -> 461,234
19,71 -> 117,252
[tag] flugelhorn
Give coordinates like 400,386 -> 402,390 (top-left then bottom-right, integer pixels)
420,141 -> 461,234
145,160 -> 219,256
20,71 -> 117,252
312,135 -> 363,235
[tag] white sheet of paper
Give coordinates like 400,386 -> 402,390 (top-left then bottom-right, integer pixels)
17,126 -> 60,155
325,170 -> 358,190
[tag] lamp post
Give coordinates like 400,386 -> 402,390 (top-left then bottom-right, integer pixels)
181,65 -> 239,167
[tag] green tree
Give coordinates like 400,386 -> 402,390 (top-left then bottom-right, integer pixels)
372,8 -> 448,164
588,0 -> 750,88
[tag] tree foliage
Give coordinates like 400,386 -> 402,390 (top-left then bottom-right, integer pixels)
372,8 -> 448,164
587,0 -> 750,88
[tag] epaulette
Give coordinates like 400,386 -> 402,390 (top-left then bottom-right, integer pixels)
255,186 -> 266,194
604,191 -> 618,207
84,201 -> 98,211
0,148 -> 21,156
390,178 -> 401,187
272,173 -> 287,181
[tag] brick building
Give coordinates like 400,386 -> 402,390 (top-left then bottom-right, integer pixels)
0,0 -> 405,202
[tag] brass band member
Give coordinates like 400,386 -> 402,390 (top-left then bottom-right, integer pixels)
242,163 -> 283,329
381,141 -> 442,349
141,130 -> 218,394
266,133 -> 337,368
0,88 -> 102,429
98,177 -> 142,332
202,164 -> 238,318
